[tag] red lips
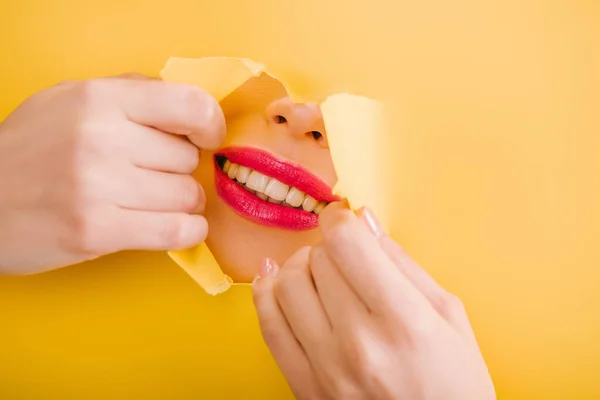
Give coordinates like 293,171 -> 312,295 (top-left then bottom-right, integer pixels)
213,146 -> 339,230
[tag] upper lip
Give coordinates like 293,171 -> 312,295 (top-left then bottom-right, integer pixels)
214,146 -> 339,203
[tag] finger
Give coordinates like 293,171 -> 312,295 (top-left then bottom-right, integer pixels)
253,260 -> 318,399
126,122 -> 200,174
309,244 -> 368,329
319,202 -> 437,322
114,169 -> 205,214
358,207 -> 477,340
380,236 -> 477,339
105,78 -> 226,149
98,209 -> 208,253
273,247 -> 331,355
358,207 -> 447,300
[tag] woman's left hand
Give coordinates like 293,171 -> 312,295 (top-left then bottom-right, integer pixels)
252,202 -> 496,400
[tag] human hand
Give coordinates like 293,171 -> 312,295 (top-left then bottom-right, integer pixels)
253,203 -> 496,400
0,74 -> 225,274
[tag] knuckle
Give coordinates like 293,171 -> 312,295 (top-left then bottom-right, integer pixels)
353,357 -> 380,389
165,215 -> 207,250
403,311 -> 442,346
308,244 -> 325,263
180,177 -> 203,212
323,220 -> 355,251
320,372 -> 354,399
180,86 -> 223,148
182,145 -> 200,172
272,275 -> 288,300
78,120 -> 108,149
158,216 -> 184,249
68,207 -> 106,256
181,86 -> 210,127
74,124 -> 117,167
78,79 -> 106,104
338,338 -> 381,395
438,292 -> 465,315
273,270 -> 296,301
286,246 -> 311,268
341,334 -> 369,366
251,283 -> 268,306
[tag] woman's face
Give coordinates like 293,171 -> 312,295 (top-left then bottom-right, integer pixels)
195,81 -> 338,282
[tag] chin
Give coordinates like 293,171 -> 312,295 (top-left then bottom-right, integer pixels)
204,204 -> 322,283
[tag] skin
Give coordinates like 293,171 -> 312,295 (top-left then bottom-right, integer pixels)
196,76 -> 337,283
0,74 -> 225,274
0,73 -> 495,398
253,203 -> 497,400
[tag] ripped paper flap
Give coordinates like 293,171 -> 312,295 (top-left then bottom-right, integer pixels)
160,57 -> 390,295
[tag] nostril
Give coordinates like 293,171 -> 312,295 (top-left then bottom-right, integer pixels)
274,115 -> 287,124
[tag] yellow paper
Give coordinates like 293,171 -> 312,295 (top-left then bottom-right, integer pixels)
160,57 -> 265,102
160,57 -> 388,295
321,94 -> 390,232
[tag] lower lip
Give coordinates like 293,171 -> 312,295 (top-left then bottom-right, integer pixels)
214,161 -> 319,230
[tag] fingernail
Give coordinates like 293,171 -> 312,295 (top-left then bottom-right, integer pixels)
361,207 -> 385,238
254,257 -> 279,282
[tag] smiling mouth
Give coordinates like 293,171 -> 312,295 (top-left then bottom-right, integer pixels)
217,157 -> 329,214
213,146 -> 338,230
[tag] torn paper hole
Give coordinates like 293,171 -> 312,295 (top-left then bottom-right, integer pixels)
161,57 -> 390,295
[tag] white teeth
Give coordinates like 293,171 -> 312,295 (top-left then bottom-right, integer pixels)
264,178 -> 290,201
221,158 -> 329,213
227,163 -> 239,180
302,195 -> 318,212
314,202 -> 326,215
286,187 -> 305,208
246,170 -> 270,192
236,166 -> 251,184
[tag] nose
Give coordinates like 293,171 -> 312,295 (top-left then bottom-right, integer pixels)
266,97 -> 328,147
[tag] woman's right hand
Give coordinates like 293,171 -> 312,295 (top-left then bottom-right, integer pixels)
0,75 -> 225,274
253,203 -> 496,400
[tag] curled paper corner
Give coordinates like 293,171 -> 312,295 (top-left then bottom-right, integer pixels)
160,57 -> 302,103
168,244 -> 233,296
160,57 -> 392,295
160,57 -> 267,102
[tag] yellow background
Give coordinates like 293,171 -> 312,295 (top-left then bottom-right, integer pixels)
1,0 -> 599,398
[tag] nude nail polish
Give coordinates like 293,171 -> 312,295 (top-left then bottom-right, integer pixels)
362,207 -> 385,238
255,257 -> 279,281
